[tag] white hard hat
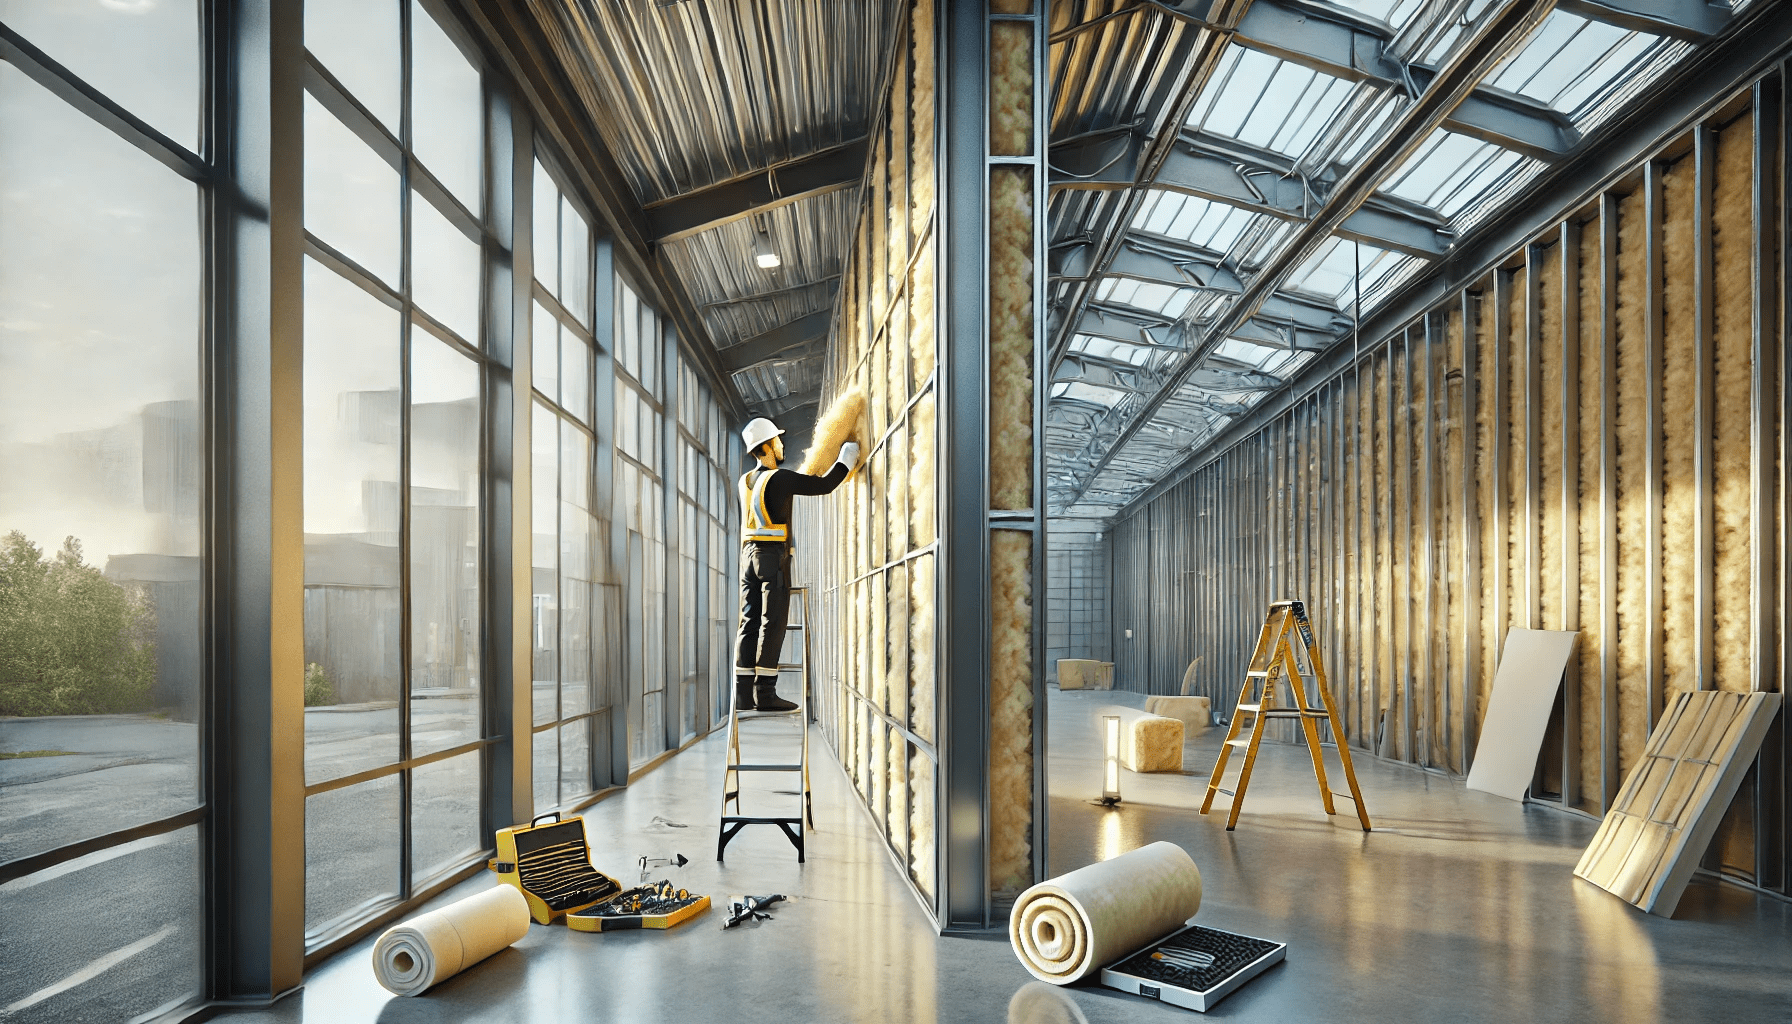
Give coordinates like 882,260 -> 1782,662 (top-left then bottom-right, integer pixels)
741,417 -> 784,453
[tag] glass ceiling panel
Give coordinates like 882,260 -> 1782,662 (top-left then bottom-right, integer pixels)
1186,49 -> 1359,160
1284,237 -> 1407,307
1216,337 -> 1279,369
1070,334 -> 1160,366
1131,191 -> 1260,254
1383,128 -> 1533,218
1326,0 -> 1426,28
1488,11 -> 1664,118
1050,381 -> 1128,407
1097,277 -> 1198,319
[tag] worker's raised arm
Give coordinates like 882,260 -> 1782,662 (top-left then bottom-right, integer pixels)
780,441 -> 859,496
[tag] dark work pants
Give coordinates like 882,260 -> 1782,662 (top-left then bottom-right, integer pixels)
736,542 -> 791,683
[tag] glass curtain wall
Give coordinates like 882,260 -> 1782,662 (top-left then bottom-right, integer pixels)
675,360 -> 732,744
0,4 -> 206,1020
530,153 -> 617,811
614,280 -> 669,766
300,0 -> 493,949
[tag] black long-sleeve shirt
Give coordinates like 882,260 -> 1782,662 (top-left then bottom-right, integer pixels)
743,461 -> 848,540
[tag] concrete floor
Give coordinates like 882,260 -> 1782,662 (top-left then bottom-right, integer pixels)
222,687 -> 1792,1023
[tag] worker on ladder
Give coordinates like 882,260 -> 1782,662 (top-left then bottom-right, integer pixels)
735,417 -> 858,712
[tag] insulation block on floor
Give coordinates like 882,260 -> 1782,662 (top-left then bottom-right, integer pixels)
1057,659 -> 1098,690
1099,706 -> 1184,773
1575,689 -> 1782,916
1145,696 -> 1211,736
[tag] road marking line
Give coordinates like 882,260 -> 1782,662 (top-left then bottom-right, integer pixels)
3,925 -> 176,1014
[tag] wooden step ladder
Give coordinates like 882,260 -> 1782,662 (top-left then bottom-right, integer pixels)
1201,600 -> 1371,832
718,586 -> 814,862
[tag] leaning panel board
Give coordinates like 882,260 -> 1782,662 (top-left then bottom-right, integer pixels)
1574,689 -> 1782,916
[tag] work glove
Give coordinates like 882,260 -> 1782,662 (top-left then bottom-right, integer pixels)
836,441 -> 861,471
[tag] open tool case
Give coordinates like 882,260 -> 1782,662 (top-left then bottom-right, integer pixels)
490,812 -> 708,930
1099,924 -> 1286,1012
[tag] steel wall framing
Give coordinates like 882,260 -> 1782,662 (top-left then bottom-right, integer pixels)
1106,67 -> 1791,898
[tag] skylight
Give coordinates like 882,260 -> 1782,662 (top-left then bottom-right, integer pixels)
1131,191 -> 1260,255
1186,49 -> 1360,160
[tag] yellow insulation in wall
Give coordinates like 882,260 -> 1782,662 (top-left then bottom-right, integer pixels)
990,530 -> 1033,896
889,52 -> 910,269
1539,247 -> 1564,634
1473,292 -> 1496,728
869,563 -> 887,713
1575,222 -> 1603,806
990,167 -> 1034,510
990,22 -> 1032,157
1373,354 -> 1391,743
909,0 -> 935,240
873,140 -> 890,334
910,392 -> 937,547
870,715 -> 887,824
1357,365 -> 1375,737
889,422 -> 909,558
909,746 -> 935,901
888,563 -> 910,727
887,728 -> 908,852
801,388 -> 871,476
889,290 -> 910,428
1614,191 -> 1649,772
1661,155 -> 1697,699
1426,332 -> 1447,764
1444,308 -> 1466,771
910,553 -> 936,743
1712,119 -> 1754,693
910,245 -> 937,392
1390,344 -> 1407,754
1506,268 -> 1527,643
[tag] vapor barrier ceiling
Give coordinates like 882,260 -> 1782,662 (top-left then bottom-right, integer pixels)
1045,0 -> 1737,520
528,0 -> 899,427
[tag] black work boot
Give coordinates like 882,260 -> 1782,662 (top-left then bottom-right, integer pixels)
752,681 -> 799,713
734,680 -> 756,712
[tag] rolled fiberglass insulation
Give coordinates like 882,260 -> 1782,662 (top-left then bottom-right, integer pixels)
1576,223 -> 1604,803
910,246 -> 937,391
1614,190 -> 1649,772
1712,120 -> 1752,694
910,748 -> 935,900
1506,268 -> 1526,644
990,530 -> 1034,897
990,166 -> 1035,511
888,563 -> 910,726
1661,155 -> 1696,699
910,391 -> 937,547
372,885 -> 530,997
1008,842 -> 1203,986
990,21 -> 1032,157
910,553 -> 936,743
909,0 -> 935,240
1539,247 -> 1564,632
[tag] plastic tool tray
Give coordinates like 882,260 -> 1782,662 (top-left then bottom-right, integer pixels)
1099,924 -> 1286,1012
566,879 -> 710,932
491,812 -> 622,924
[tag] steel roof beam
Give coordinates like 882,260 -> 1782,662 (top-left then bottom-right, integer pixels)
716,309 -> 831,370
1054,0 -> 1560,511
643,138 -> 869,242
1557,0 -> 1729,41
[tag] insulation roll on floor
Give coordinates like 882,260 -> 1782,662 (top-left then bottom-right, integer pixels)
1010,842 -> 1203,985
371,885 -> 530,997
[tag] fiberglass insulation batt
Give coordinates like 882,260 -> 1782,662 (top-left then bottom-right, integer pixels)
991,531 -> 1034,896
1662,154 -> 1697,700
372,885 -> 530,996
1009,842 -> 1203,985
1712,118 -> 1753,693
908,0 -> 934,241
1614,190 -> 1649,772
1576,222 -> 1603,804
1444,307 -> 1467,770
990,166 -> 1034,511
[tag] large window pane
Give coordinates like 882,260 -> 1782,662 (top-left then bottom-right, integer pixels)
305,0 -> 401,133
411,752 -> 481,885
561,423 -> 593,719
305,777 -> 400,935
410,337 -> 481,754
412,190 -> 480,342
563,332 -> 590,425
0,63 -> 201,859
532,727 -> 558,811
0,0 -> 200,151
411,0 -> 482,211
532,301 -> 559,401
532,403 -> 559,728
558,719 -> 591,802
303,258 -> 402,783
0,827 -> 201,1023
304,92 -> 400,286
533,159 -> 558,295
560,196 -> 591,327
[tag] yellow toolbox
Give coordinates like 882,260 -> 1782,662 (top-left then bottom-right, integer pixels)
566,880 -> 710,932
489,812 -> 622,924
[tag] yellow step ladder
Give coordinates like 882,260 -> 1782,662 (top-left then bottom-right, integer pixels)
718,586 -> 813,862
1201,599 -> 1371,832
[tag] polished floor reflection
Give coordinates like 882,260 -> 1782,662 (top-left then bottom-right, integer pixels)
219,687 -> 1792,1023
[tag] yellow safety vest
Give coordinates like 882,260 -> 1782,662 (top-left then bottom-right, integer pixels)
740,468 -> 788,543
